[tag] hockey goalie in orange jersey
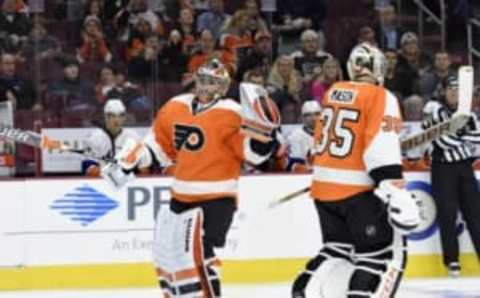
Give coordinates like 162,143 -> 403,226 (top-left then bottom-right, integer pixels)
291,43 -> 420,298
102,59 -> 280,298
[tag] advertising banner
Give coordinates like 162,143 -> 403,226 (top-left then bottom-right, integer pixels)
0,173 -> 476,268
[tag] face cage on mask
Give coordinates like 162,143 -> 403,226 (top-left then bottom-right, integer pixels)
195,73 -> 228,100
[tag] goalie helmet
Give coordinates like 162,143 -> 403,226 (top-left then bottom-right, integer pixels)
195,59 -> 231,102
347,43 -> 386,85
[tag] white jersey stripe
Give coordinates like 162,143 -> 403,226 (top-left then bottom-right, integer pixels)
172,179 -> 238,195
313,166 -> 374,186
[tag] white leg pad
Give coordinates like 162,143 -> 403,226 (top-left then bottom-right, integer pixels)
313,258 -> 355,298
153,208 -> 210,298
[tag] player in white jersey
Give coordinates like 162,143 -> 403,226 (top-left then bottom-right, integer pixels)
286,100 -> 321,172
82,99 -> 140,176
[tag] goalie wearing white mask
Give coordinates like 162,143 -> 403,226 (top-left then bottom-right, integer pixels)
103,59 -> 280,298
285,100 -> 321,172
291,43 -> 420,298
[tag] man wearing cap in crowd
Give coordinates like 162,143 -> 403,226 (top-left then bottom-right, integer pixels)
81,99 -> 140,176
236,30 -> 273,81
284,100 -> 321,172
422,75 -> 480,276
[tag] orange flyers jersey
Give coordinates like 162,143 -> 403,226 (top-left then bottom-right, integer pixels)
150,94 -> 264,203
311,81 -> 403,201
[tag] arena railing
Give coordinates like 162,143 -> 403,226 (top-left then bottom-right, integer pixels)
468,18 -> 480,65
413,0 -> 446,50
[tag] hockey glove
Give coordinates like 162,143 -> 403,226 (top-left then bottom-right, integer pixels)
101,138 -> 151,189
374,179 -> 420,234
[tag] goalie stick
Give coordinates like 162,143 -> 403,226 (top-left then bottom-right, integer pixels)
269,66 -> 475,209
0,123 -> 114,163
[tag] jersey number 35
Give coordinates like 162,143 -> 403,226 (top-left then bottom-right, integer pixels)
315,107 -> 360,158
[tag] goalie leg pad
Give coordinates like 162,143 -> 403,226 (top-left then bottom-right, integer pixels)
153,208 -> 211,298
348,232 -> 407,298
292,242 -> 354,298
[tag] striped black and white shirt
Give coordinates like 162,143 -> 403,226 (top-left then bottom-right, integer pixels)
422,101 -> 480,163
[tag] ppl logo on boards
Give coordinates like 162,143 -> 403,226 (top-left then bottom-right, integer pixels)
50,184 -> 118,226
406,181 -> 464,241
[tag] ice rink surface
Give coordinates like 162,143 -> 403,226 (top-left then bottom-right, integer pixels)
0,278 -> 479,298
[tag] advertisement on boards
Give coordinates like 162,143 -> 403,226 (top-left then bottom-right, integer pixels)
0,173 -> 477,268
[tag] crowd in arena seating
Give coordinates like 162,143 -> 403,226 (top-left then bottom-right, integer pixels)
0,0 -> 478,174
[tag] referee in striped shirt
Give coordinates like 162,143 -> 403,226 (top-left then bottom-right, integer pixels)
422,75 -> 480,276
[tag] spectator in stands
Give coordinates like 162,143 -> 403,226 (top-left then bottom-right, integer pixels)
272,0 -> 327,54
394,32 -> 430,99
402,94 -> 425,121
128,29 -> 189,83
374,4 -> 405,50
310,57 -> 343,105
94,65 -> 149,123
357,25 -> 378,46
20,17 -> 61,62
104,0 -> 130,21
84,0 -> 105,21
126,16 -> 153,60
267,55 -> 302,123
82,99 -> 141,176
290,29 -> 331,82
77,16 -> 113,64
383,48 -> 405,98
0,0 -> 30,52
114,0 -> 164,42
127,33 -> 162,83
172,8 -> 197,55
275,0 -> 327,32
244,0 -> 268,35
0,52 -> 37,110
47,56 -> 95,111
161,29 -> 190,82
197,0 -> 230,41
188,29 -> 236,75
419,50 -> 454,101
236,30 -> 272,81
220,9 -> 253,60
95,64 -> 119,104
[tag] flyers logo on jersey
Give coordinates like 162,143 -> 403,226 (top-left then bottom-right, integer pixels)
174,124 -> 205,151
328,89 -> 358,105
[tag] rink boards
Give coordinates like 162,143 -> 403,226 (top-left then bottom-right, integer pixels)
0,174 -> 479,290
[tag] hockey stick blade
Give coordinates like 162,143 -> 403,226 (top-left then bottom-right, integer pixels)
457,65 -> 474,116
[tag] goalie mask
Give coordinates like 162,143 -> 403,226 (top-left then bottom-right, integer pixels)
195,59 -> 231,103
347,42 -> 387,85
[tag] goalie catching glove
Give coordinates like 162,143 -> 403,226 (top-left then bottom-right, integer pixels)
374,179 -> 421,234
101,138 -> 153,189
